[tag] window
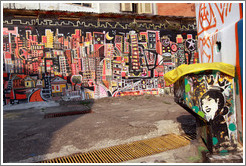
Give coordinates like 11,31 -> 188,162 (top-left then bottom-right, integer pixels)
137,3 -> 152,14
121,3 -> 133,12
82,3 -> 92,7
71,3 -> 92,8
56,85 -> 60,91
121,3 -> 152,14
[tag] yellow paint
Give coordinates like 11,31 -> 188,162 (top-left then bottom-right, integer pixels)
25,80 -> 35,88
111,81 -> 117,87
45,29 -> 54,48
52,84 -> 66,93
40,134 -> 190,163
54,71 -> 61,76
164,62 -> 235,86
85,92 -> 94,99
152,91 -> 157,95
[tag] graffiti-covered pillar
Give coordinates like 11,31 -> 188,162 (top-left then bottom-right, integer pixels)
165,62 -> 238,154
195,3 -> 244,146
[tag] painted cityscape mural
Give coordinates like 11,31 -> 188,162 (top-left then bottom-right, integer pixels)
174,71 -> 237,153
3,18 -> 198,105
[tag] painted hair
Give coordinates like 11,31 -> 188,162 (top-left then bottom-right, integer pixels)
200,89 -> 225,113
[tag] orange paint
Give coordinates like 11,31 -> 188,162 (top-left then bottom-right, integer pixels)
15,93 -> 27,100
214,3 -> 233,24
198,3 -> 217,36
239,3 -> 243,19
198,30 -> 218,63
29,89 -> 44,102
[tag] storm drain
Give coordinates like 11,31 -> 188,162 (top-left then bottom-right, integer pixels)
39,133 -> 192,163
44,110 -> 92,119
183,133 -> 197,141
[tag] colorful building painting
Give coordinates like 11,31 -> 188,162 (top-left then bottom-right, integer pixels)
3,9 -> 198,105
51,76 -> 67,97
24,76 -> 36,88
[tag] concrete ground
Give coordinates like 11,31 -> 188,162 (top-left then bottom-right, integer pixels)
3,94 -> 202,163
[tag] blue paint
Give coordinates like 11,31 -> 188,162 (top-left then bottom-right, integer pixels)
237,19 -> 243,92
241,3 -> 243,14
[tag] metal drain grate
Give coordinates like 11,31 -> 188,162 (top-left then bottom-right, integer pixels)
39,133 -> 191,163
44,110 -> 92,119
182,133 -> 197,141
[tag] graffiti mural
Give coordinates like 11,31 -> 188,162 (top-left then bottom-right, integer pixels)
174,71 -> 237,153
196,3 -> 242,63
195,2 -> 243,146
3,15 -> 198,105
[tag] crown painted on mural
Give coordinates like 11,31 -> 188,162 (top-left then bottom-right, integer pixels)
203,74 -> 231,94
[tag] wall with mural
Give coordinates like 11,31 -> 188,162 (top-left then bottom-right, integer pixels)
3,11 -> 198,105
174,71 -> 237,153
195,2 -> 243,146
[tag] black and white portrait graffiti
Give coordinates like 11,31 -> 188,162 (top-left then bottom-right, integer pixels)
200,89 -> 228,122
198,73 -> 237,151
200,88 -> 229,141
200,74 -> 232,121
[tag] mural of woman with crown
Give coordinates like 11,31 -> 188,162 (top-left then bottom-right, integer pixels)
176,70 -> 238,153
198,73 -> 237,152
200,88 -> 230,146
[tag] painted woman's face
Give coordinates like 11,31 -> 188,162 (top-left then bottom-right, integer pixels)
201,96 -> 219,121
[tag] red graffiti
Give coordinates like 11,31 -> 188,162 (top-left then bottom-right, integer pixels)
214,3 -> 232,24
198,30 -> 218,63
198,3 -> 217,36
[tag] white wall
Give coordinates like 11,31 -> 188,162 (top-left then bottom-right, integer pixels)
99,3 -> 121,13
3,3 -> 100,13
3,3 -> 157,14
195,3 -> 241,65
4,3 -> 40,10
58,3 -> 100,13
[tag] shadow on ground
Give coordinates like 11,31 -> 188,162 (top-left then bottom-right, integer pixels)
176,115 -> 196,136
3,99 -> 94,163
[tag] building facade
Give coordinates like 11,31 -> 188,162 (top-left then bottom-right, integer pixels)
3,2 -> 195,16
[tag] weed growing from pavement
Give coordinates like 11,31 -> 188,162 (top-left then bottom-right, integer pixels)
145,95 -> 151,99
79,100 -> 91,106
163,101 -> 171,104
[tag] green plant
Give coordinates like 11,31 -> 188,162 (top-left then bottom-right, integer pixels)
41,108 -> 45,112
163,101 -> 171,105
145,95 -> 151,99
79,100 -> 91,105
